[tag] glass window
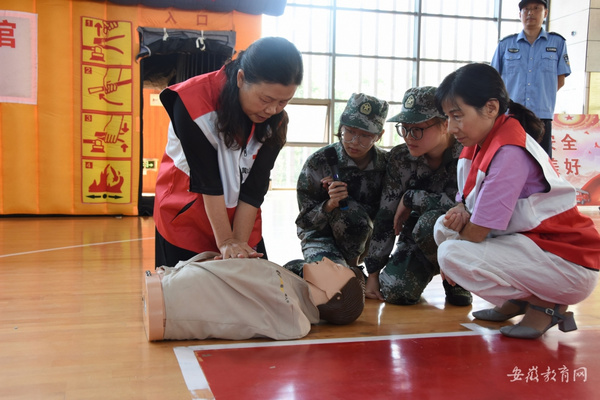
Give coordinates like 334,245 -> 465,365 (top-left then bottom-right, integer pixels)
499,20 -> 523,40
419,60 -> 468,87
289,0 -> 333,6
336,10 -> 414,58
285,103 -> 329,144
334,56 -> 413,102
382,102 -> 406,148
332,100 -> 347,134
422,0 -> 496,18
341,0 -> 415,12
262,6 -> 331,53
263,0 -> 527,187
420,17 -> 498,62
270,146 -> 320,189
501,0 -> 523,19
295,54 -> 331,100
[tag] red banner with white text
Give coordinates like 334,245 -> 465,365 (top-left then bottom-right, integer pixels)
552,114 -> 600,206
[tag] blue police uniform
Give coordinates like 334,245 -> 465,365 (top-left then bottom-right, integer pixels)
491,28 -> 570,120
491,28 -> 571,156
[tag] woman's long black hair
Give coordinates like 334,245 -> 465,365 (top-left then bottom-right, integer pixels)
217,37 -> 303,149
435,63 -> 544,142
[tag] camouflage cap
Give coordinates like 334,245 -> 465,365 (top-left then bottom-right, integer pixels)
340,93 -> 389,135
387,86 -> 446,124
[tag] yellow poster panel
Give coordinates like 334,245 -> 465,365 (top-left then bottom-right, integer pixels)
82,159 -> 132,204
80,16 -> 133,205
81,64 -> 133,113
82,113 -> 133,158
81,16 -> 132,66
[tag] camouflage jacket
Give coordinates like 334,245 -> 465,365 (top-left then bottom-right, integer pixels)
295,141 -> 388,239
364,139 -> 462,274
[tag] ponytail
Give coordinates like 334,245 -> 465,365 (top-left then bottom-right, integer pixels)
507,100 -> 545,143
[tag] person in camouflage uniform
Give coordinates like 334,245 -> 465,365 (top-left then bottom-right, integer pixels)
285,93 -> 389,276
364,86 -> 473,306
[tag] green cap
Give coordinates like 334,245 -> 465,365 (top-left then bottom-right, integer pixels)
387,86 -> 446,124
340,93 -> 389,134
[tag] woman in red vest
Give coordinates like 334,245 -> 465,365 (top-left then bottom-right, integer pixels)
433,63 -> 600,339
154,37 -> 303,267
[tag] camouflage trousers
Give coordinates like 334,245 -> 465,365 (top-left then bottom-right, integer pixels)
379,209 -> 443,305
285,200 -> 373,276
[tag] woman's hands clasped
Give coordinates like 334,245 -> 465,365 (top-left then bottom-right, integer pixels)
442,203 -> 470,232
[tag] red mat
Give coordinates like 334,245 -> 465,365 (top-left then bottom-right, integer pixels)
175,329 -> 599,399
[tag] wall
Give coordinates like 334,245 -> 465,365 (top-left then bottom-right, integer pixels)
0,0 -> 261,215
549,0 -> 590,114
588,0 -> 600,114
550,0 -> 600,115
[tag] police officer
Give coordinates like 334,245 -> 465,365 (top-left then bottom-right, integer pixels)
491,0 -> 571,158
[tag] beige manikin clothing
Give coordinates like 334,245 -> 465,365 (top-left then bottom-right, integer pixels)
160,253 -> 320,340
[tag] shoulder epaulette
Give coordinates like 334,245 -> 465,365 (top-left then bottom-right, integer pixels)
500,33 -> 518,42
549,32 -> 566,41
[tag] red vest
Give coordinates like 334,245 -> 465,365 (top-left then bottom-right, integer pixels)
154,68 -> 262,253
458,115 -> 600,270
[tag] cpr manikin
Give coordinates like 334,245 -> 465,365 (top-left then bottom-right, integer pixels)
142,253 -> 365,341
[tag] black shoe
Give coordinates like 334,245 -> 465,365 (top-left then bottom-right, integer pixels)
443,280 -> 472,306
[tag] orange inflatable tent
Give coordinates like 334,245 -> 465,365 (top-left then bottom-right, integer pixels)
0,0 -> 285,215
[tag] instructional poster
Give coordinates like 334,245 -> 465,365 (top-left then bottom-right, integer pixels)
80,17 -> 133,204
552,114 -> 600,206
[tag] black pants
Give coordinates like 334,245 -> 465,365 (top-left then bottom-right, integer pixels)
155,229 -> 268,268
540,119 -> 553,158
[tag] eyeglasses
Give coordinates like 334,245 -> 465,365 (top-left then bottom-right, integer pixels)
340,128 -> 377,148
395,121 -> 439,140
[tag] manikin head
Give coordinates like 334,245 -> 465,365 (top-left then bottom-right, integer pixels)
303,257 -> 366,325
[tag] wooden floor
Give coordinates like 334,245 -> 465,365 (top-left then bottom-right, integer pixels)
0,190 -> 599,399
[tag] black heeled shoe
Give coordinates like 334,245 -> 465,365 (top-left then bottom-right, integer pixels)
499,304 -> 577,339
472,299 -> 528,322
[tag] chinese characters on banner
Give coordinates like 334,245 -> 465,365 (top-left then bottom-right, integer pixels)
552,114 -> 600,206
0,10 -> 37,104
81,17 -> 133,204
